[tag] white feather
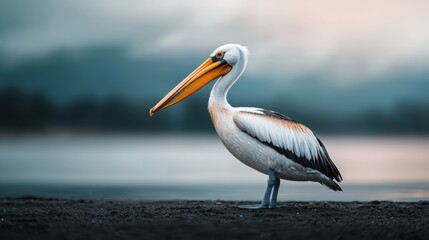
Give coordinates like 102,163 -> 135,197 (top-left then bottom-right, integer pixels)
233,110 -> 322,162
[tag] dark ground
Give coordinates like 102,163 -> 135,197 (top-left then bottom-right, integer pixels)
0,197 -> 428,240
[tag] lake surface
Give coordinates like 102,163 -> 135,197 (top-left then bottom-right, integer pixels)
0,134 -> 428,201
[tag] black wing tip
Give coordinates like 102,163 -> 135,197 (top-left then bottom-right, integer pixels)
316,137 -> 343,182
320,181 -> 343,192
333,183 -> 343,192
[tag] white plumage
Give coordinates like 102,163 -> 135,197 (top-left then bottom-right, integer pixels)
234,110 -> 321,160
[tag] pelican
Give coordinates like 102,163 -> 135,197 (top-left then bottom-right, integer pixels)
149,44 -> 342,209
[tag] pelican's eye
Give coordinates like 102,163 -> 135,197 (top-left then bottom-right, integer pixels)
215,51 -> 224,59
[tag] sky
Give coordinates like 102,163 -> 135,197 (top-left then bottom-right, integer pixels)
1,0 -> 429,115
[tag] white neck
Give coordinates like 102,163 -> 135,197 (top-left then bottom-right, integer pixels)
209,51 -> 248,109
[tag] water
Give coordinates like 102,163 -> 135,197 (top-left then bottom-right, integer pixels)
0,134 -> 428,201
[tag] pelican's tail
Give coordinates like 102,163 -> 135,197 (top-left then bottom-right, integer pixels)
320,179 -> 343,192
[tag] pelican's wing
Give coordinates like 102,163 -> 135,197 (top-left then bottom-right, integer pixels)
233,109 -> 342,182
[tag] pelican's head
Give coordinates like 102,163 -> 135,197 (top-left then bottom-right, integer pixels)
149,44 -> 248,116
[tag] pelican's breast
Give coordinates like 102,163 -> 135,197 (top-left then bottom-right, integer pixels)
208,102 -> 274,175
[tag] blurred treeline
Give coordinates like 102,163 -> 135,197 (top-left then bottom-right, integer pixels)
1,86 -> 428,134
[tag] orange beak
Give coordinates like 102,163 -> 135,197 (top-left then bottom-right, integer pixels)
149,58 -> 232,116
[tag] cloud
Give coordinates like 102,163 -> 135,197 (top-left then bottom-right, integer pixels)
1,0 -> 429,81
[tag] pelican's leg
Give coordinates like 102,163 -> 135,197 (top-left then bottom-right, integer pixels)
239,168 -> 276,209
269,178 -> 280,208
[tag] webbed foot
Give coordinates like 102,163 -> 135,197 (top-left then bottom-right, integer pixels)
269,203 -> 278,209
238,202 -> 269,209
